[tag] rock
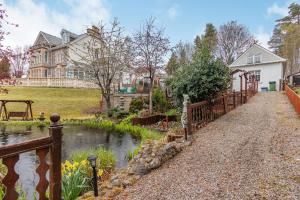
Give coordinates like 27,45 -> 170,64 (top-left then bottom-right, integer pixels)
111,178 -> 122,187
127,167 -> 135,175
111,175 -> 119,181
145,157 -> 152,163
149,158 -> 161,169
106,183 -> 113,189
132,163 -> 149,175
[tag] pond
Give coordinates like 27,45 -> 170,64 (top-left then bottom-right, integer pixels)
0,125 -> 140,198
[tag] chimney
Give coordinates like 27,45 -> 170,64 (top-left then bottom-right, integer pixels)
87,26 -> 100,37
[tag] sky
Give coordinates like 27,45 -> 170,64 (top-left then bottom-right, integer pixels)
1,0 -> 298,49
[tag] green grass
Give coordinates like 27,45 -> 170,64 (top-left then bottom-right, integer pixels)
0,87 -> 101,119
65,118 -> 163,142
70,148 -> 116,171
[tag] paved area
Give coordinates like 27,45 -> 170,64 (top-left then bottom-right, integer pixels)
117,92 -> 300,200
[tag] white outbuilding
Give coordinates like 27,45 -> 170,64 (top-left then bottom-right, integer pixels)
229,44 -> 286,91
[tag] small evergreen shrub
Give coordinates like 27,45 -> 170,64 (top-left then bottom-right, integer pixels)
129,98 -> 144,113
152,88 -> 168,112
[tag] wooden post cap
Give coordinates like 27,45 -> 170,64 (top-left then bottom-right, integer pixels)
50,113 -> 60,125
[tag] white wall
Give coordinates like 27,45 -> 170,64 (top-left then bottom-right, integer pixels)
231,62 -> 283,91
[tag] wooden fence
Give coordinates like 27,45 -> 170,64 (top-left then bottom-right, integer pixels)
187,84 -> 258,134
285,84 -> 300,115
0,114 -> 63,200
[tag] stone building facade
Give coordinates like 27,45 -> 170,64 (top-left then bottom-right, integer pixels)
28,27 -> 98,79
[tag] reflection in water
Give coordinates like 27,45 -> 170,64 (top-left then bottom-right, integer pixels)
0,125 -> 140,199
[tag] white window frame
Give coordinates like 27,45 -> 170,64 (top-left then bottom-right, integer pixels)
254,54 -> 262,63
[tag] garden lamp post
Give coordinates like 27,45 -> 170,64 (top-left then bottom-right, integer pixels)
88,155 -> 98,197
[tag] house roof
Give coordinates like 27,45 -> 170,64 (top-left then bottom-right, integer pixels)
40,31 -> 62,46
229,43 -> 286,68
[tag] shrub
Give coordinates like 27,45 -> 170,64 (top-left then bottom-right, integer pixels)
165,108 -> 180,116
121,113 -> 137,125
106,107 -> 129,119
152,88 -> 168,112
70,148 -> 116,171
167,41 -> 230,105
129,98 -> 144,113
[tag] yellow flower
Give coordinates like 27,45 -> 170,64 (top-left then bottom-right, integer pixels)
80,160 -> 88,166
97,169 -> 103,177
73,161 -> 79,169
65,160 -> 72,171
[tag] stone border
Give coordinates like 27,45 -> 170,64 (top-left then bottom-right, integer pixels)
79,139 -> 192,199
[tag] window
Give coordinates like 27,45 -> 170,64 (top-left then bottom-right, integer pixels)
247,54 -> 262,64
254,54 -> 261,63
247,55 -> 253,64
45,52 -> 48,63
248,70 -> 261,82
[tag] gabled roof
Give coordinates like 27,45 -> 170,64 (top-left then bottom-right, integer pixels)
41,31 -> 62,46
229,43 -> 286,68
33,31 -> 62,46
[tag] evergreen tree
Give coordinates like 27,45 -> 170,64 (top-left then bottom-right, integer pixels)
269,2 -> 300,74
203,23 -> 217,53
193,23 -> 217,58
0,56 -> 11,79
268,26 -> 283,54
167,41 -> 230,105
166,52 -> 179,75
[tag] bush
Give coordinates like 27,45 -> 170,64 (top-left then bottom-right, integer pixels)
129,98 -> 144,113
167,42 -> 230,105
121,113 -> 137,125
165,108 -> 180,116
70,148 -> 116,171
152,88 -> 168,112
106,107 -> 129,119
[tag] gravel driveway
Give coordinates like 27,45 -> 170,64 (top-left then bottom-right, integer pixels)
116,92 -> 300,200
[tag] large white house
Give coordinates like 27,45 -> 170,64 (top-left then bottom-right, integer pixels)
229,43 -> 286,91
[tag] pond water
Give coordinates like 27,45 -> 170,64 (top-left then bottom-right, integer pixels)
0,125 -> 140,198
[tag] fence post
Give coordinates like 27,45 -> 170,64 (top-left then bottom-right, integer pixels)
187,101 -> 192,135
244,76 -> 248,103
49,113 -> 63,200
223,95 -> 227,114
233,90 -> 236,108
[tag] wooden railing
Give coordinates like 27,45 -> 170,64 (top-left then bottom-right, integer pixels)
0,114 -> 63,200
187,83 -> 257,134
285,84 -> 300,115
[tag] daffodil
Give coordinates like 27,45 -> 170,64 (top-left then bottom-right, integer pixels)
97,169 -> 103,177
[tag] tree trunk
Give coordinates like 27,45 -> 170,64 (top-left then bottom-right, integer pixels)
149,80 -> 153,115
103,94 -> 111,110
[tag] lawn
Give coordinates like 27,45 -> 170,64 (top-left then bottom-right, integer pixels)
0,87 -> 101,119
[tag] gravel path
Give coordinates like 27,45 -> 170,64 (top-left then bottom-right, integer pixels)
117,92 -> 300,200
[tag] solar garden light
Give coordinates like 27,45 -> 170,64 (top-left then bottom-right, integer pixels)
87,155 -> 99,197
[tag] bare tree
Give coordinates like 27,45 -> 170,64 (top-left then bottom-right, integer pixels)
10,46 -> 29,78
133,17 -> 170,114
217,21 -> 255,65
69,19 -> 133,109
0,4 -> 18,58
